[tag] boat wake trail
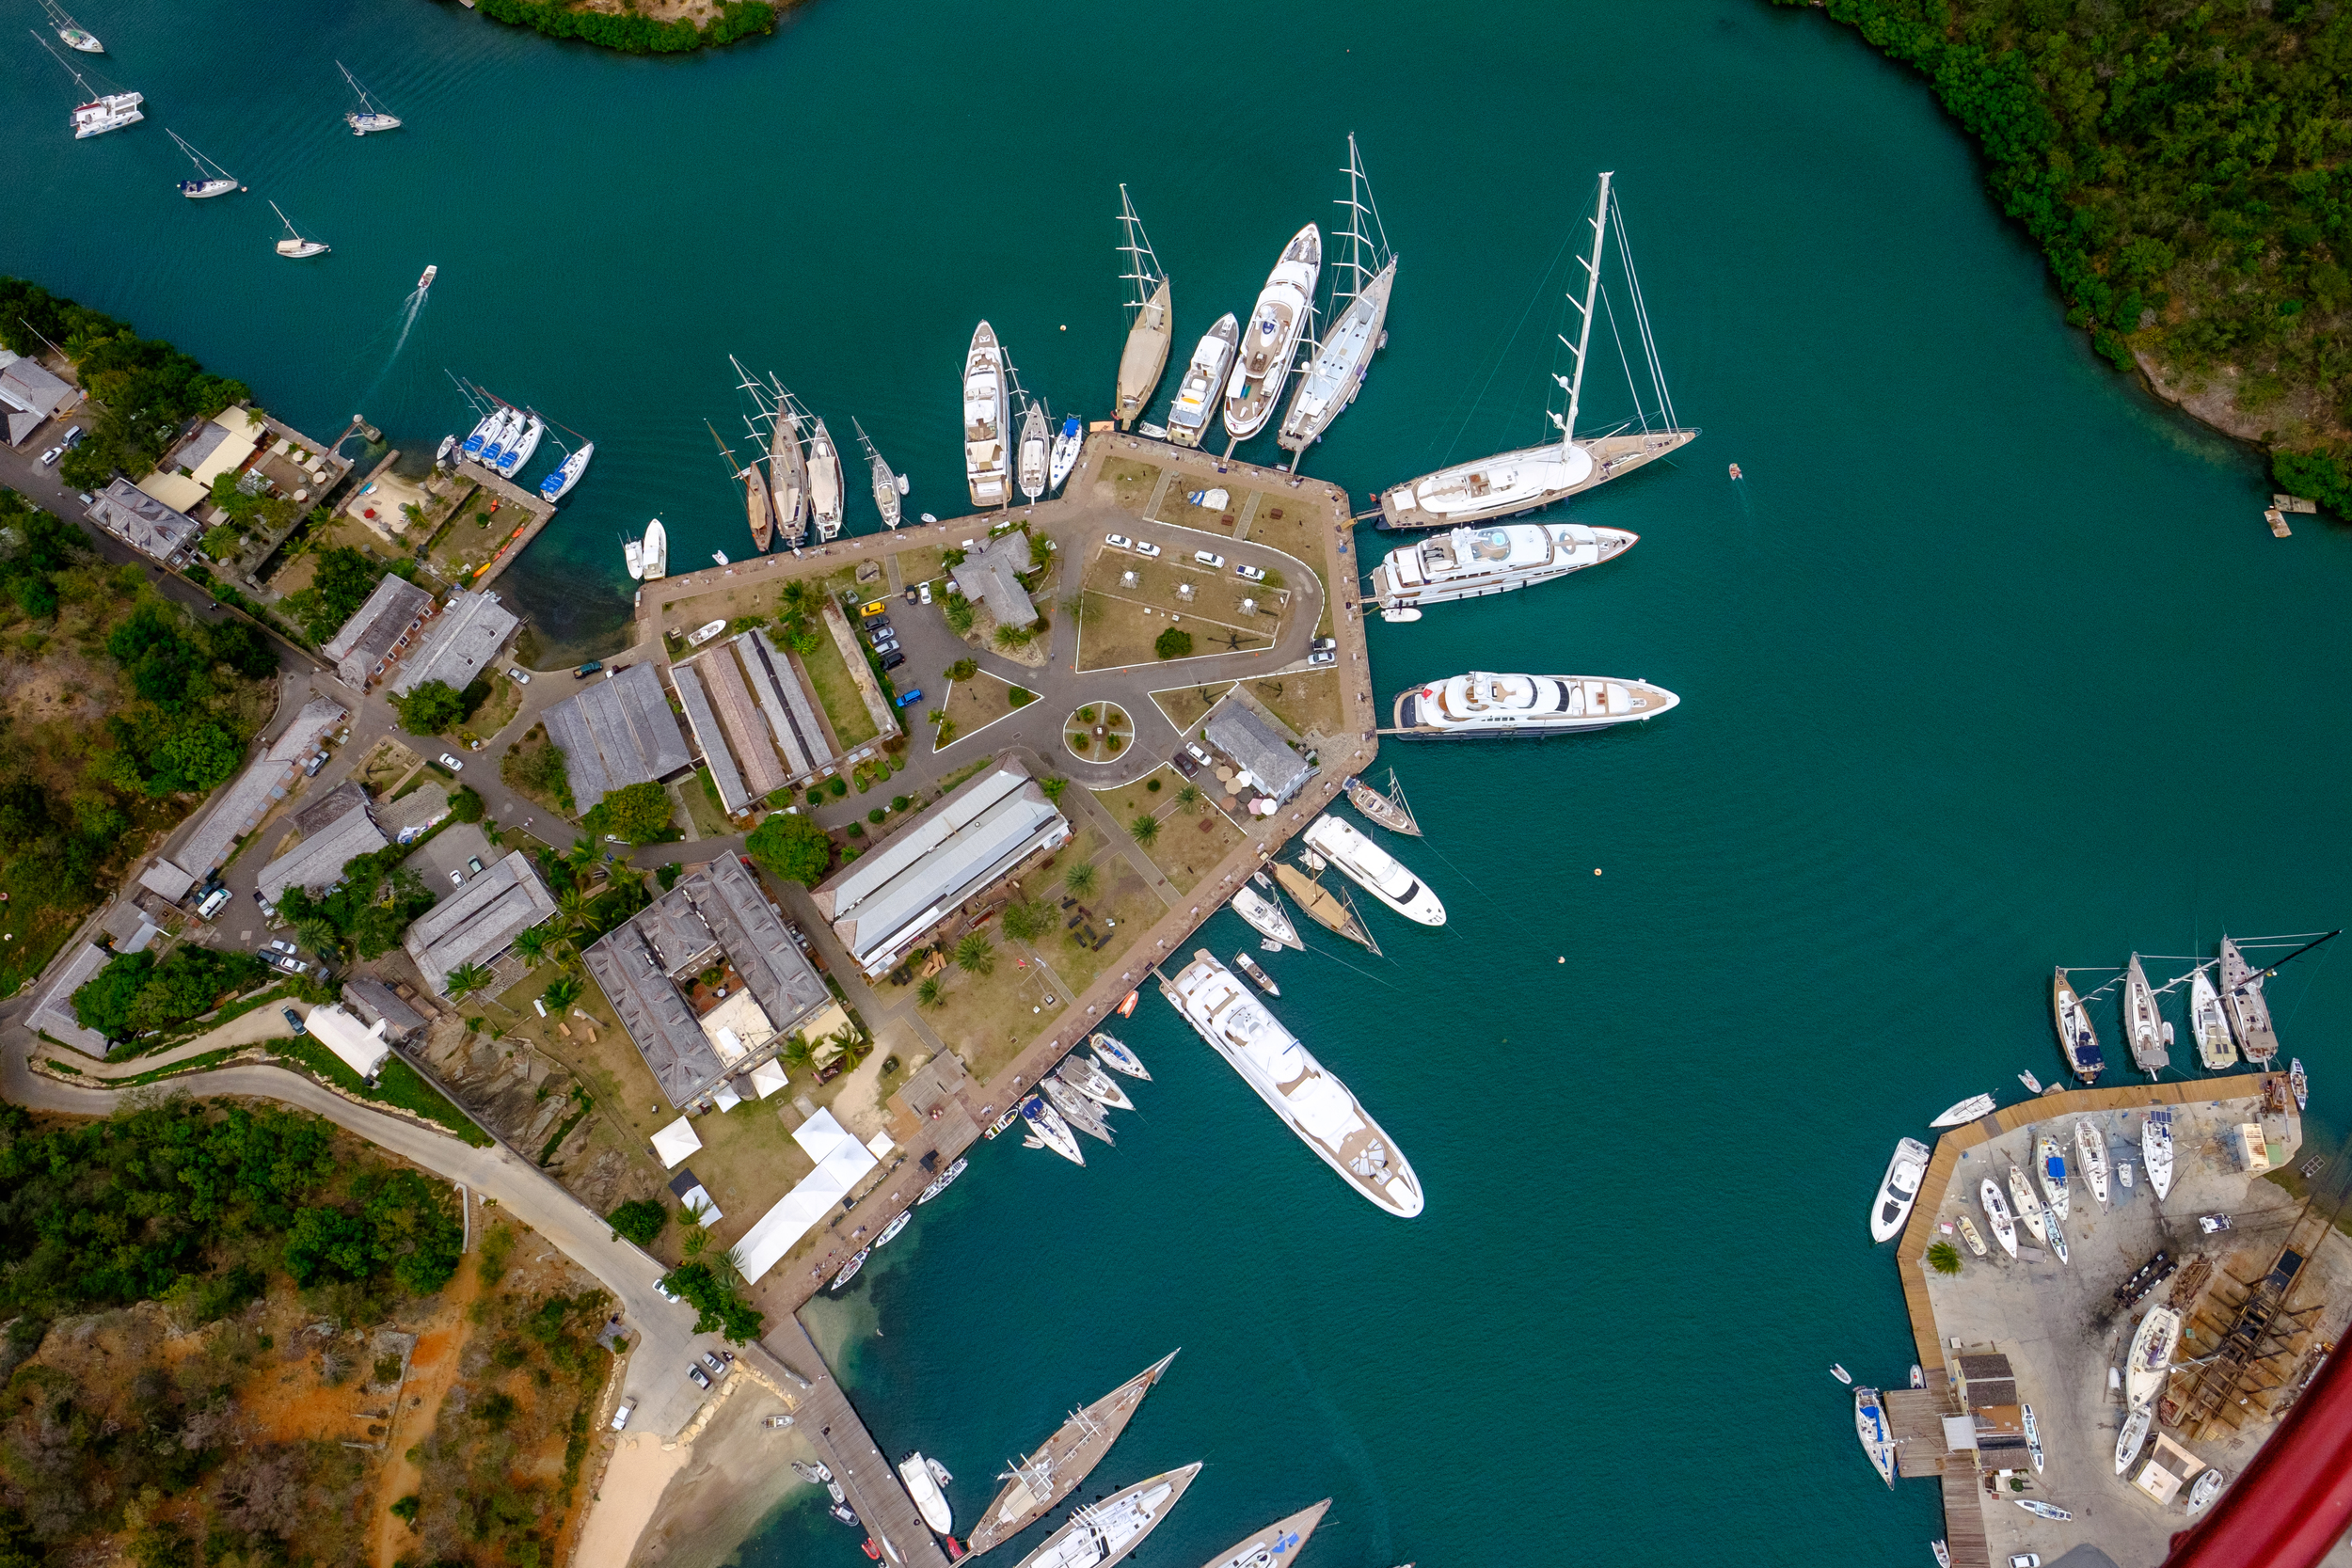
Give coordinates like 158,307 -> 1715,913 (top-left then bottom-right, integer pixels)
349,283 -> 430,416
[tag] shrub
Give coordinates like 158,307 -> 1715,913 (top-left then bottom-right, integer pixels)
1146,778 -> 1161,792
1130,814 -> 1160,845
747,811 -> 833,887
867,808 -> 885,824
1009,686 -> 1037,707
608,1198 -> 668,1248
847,822 -> 864,838
806,788 -> 824,807
827,777 -> 848,799
448,784 -> 485,823
946,657 -> 978,681
1153,627 -> 1195,660
890,795 -> 911,812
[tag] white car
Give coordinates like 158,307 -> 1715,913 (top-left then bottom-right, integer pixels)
439,753 -> 464,771
508,667 -> 532,684
37,446 -> 61,467
449,868 -> 465,886
611,1399 -> 636,1432
1133,540 -> 1162,558
1104,532 -> 1134,551
918,581 -> 933,605
1235,562 -> 1267,582
1308,649 -> 1336,667
269,939 -> 295,955
1193,549 -> 1226,569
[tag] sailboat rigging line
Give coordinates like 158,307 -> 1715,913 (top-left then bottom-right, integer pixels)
1297,935 -> 1400,990
1599,290 -> 1652,436
2234,931 -> 2343,944
1426,223 -> 1582,471
1609,187 -> 1677,432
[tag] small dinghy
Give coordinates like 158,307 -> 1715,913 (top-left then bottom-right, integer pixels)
1057,1053 -> 1134,1111
1231,882 -> 1303,951
1234,950 -> 1279,997
1830,1364 -> 1851,1384
1089,1032 -> 1151,1081
2292,1057 -> 2309,1111
1910,1364 -> 1925,1389
793,1461 -> 835,1485
2019,1069 -> 2044,1094
1930,1093 -> 1995,1128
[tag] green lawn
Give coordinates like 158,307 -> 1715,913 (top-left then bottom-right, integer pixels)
797,630 -> 882,750
267,1037 -> 491,1146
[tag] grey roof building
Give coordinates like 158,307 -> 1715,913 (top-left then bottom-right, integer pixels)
26,940 -> 113,1056
321,574 -> 437,689
811,758 -> 1070,975
582,854 -> 832,1106
0,350 -> 72,433
739,629 -> 835,776
402,849 -> 558,995
342,976 -> 429,1043
1204,702 -> 1312,804
160,696 -> 348,881
87,479 -> 200,565
387,589 -> 517,698
671,660 -> 750,815
376,781 -> 452,845
256,782 -> 388,908
949,532 -> 1038,628
541,661 -> 691,810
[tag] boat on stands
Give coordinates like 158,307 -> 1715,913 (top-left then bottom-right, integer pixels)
640,518 -> 668,581
539,441 -> 594,503
1870,1136 -> 1930,1243
1344,769 -> 1421,836
2024,1403 -> 2044,1472
1979,1178 -> 2018,1258
1022,1093 -> 1086,1164
2051,968 -> 2105,1083
2293,1057 -> 2309,1111
2124,954 -> 2169,1076
1931,1094 -> 1995,1128
807,418 -> 845,540
1049,414 -> 1083,494
1302,816 -> 1443,925
2074,1120 -> 2110,1206
1165,950 -> 1423,1217
1089,1033 -> 1151,1081
2220,937 -> 2280,1064
1278,135 -> 1395,468
1196,1499 -> 1329,1568
1392,670 -> 1678,738
2190,964 -> 2237,1069
2014,1500 -> 2072,1523
964,323 -> 1011,508
829,1246 -> 870,1291
1009,1464 -> 1200,1568
338,61 -> 402,135
2127,1306 -> 2182,1410
1234,951 -> 1279,997
1018,401 -> 1050,504
898,1452 -> 955,1538
1232,882 -> 1302,951
167,129 -> 239,198
2188,1469 -> 2225,1513
854,417 -> 907,530
917,1156 -> 968,1203
967,1353 -> 1181,1557
1222,224 -> 1322,447
1373,520 -> 1634,621
1058,1054 -> 1134,1112
875,1210 -> 911,1247
2037,1134 -> 2072,1222
270,201 -> 328,259
2116,1403 -> 2152,1473
43,1 -> 101,52
2143,1110 -> 2174,1200
1165,314 -> 1238,449
1272,862 -> 1379,954
1955,1215 -> 1988,1257
2007,1164 -> 2050,1246
1854,1386 -> 1897,1488
496,412 -> 542,479
1039,1078 -> 1112,1145
1376,171 -> 1696,531
1113,185 -> 1173,429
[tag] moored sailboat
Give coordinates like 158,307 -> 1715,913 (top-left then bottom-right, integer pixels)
539,441 -> 594,503
1041,1074 -> 1114,1145
1165,315 -> 1238,450
1057,1054 -> 1134,1112
167,129 -> 239,198
854,417 -> 907,530
1088,1033 -> 1151,1081
338,61 -> 402,135
1279,135 -> 1396,468
1113,185 -> 1172,428
2051,968 -> 2105,1083
37,39 -> 141,138
1271,862 -> 1379,954
1231,881 -> 1302,951
806,418 -> 845,540
496,411 -> 542,479
1008,1465 -> 1200,1568
1223,224 -> 1322,447
2123,953 -> 2169,1076
1049,414 -> 1083,494
714,421 -> 774,551
1854,1386 -> 1897,1488
1195,1499 -> 1329,1568
1931,1093 -> 1995,1128
1017,400 -> 1050,504
43,1 -> 101,52
1343,769 -> 1421,836
1021,1094 -> 1085,1165
967,1353 -> 1180,1557
2189,963 -> 2237,1069
270,201 -> 328,259
2218,937 -> 2280,1064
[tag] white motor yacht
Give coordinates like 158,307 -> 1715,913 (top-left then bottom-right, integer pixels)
1165,951 -> 1422,1217
1009,1464 -> 1200,1568
1870,1136 -> 1930,1243
2126,1307 -> 2182,1411
2189,963 -> 2237,1069
897,1452 -> 954,1538
1393,670 -> 1678,737
1373,519 -> 1634,619
1222,224 -> 1321,444
1166,315 -> 1238,449
963,322 -> 1011,508
640,518 -> 668,581
1300,816 -> 1443,926
2074,1119 -> 2110,1206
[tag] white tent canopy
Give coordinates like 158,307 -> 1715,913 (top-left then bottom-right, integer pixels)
728,1109 -> 879,1284
750,1058 -> 789,1100
303,1005 -> 391,1081
650,1117 -> 703,1170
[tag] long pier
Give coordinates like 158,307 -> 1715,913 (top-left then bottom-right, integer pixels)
768,1316 -> 954,1568
450,458 -> 557,589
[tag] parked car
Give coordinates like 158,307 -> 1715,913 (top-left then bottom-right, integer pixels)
1185,742 -> 1213,767
438,753 -> 465,771
1133,540 -> 1162,558
468,857 -> 485,876
1194,549 -> 1226,569
859,598 -> 888,619
1311,636 -> 1337,653
918,581 -> 933,604
303,752 -> 326,777
60,425 -> 84,449
250,887 -> 266,905
270,940 -> 295,955
37,446 -> 61,467
870,634 -> 899,656
75,492 -> 92,506
1308,649 -> 1336,667
879,650 -> 906,672
1235,562 -> 1267,582
895,688 -> 924,708
196,887 -> 232,920
2009,1557 -> 2042,1568
509,667 -> 532,684
904,585 -> 918,604
449,868 -> 465,886
863,616 -> 892,639
701,1351 -> 727,1377
574,660 -> 603,678
1104,532 -> 1134,551
611,1399 -> 637,1432
687,1364 -> 711,1390
282,1007 -> 307,1036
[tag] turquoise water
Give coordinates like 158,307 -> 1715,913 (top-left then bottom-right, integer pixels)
8,0 -> 2351,1562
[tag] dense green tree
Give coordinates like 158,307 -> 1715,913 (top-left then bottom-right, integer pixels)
654,1260 -> 764,1342
607,1198 -> 667,1248
746,811 -> 833,887
1152,627 -> 1194,660
71,945 -> 269,1040
448,784 -> 485,823
599,781 -> 675,844
393,680 -> 467,736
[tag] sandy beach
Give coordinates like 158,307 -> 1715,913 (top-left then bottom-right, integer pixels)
620,1371 -> 813,1567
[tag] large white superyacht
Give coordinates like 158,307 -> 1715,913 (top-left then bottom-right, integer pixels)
963,322 -> 1011,508
1392,671 -> 1679,737
1221,224 -> 1322,447
1376,171 -> 1696,531
1300,816 -> 1444,926
1164,314 -> 1238,449
1371,519 -> 1635,621
1164,951 -> 1422,1217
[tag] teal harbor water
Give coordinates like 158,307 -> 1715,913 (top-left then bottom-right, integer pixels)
8,0 -> 2352,1562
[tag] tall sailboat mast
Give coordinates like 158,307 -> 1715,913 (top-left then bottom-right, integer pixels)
1331,134 -> 1385,314
1114,184 -> 1173,428
1117,184 -> 1163,325
1555,169 -> 1613,459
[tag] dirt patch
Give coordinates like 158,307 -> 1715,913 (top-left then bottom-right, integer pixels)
1091,766 -> 1244,895
1243,672 -> 1345,744
1074,546 -> 1285,671
369,1254 -> 483,1568
1092,457 -> 1161,513
935,670 -> 1031,752
1148,679 -> 1235,737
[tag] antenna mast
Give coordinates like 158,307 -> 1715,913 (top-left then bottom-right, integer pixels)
1555,170 -> 1613,457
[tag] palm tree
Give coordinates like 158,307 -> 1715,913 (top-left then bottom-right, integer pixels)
954,932 -> 995,975
1063,861 -> 1099,899
1926,1241 -> 1963,1276
916,976 -> 943,1008
1130,813 -> 1160,846
1174,784 -> 1200,813
446,962 -> 493,1001
557,886 -> 592,934
542,976 -> 581,1014
513,924 -> 552,967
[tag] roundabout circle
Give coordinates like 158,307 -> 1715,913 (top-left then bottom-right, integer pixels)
1063,702 -> 1134,765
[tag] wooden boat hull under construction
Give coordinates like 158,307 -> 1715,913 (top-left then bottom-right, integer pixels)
1117,277 -> 1172,428
965,1351 -> 1179,1557
1270,862 -> 1378,954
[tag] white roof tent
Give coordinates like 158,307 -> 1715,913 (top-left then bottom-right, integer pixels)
303,1004 -> 391,1081
728,1110 -> 879,1284
650,1116 -> 702,1170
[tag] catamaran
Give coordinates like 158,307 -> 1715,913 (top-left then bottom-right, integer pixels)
1979,1177 -> 2018,1258
338,61 -> 401,135
42,2 -> 101,52
1009,1464 -> 1200,1568
2142,1109 -> 2174,1199
2126,1306 -> 2182,1411
1018,400 -> 1050,504
1301,816 -> 1443,925
167,130 -> 239,198
2218,937 -> 2280,1064
1089,1032 -> 1151,1081
853,417 -> 907,530
1165,315 -> 1238,450
2123,954 -> 2169,1076
38,38 -> 141,137
1113,185 -> 1172,428
539,441 -> 593,503
1392,671 -> 1679,737
271,201 -> 328,259
496,411 -> 542,479
1279,135 -> 1396,468
2051,968 -> 2105,1083
1165,950 -> 1422,1216
2074,1119 -> 2110,1205
2189,963 -> 2237,1069
1371,519 -> 1634,621
1376,171 -> 1697,531
1231,880 -> 1302,951
1870,1136 -> 1930,1243
964,322 -> 1011,508
1049,414 -> 1083,494
1223,224 -> 1322,448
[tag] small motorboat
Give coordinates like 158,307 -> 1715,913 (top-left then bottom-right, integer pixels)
687,619 -> 728,647
1057,1053 -> 1134,1111
2115,1404 -> 2152,1474
434,435 -> 455,467
1089,1032 -> 1151,1081
874,1210 -> 912,1247
2199,1213 -> 2233,1234
1955,1215 -> 1988,1257
713,550 -> 730,566
417,263 -> 437,290
1870,1137 -> 1931,1243
2018,1069 -> 2044,1094
1854,1386 -> 1897,1488
926,1456 -> 953,1488
1979,1178 -> 2018,1258
2292,1057 -> 2309,1111
1910,1364 -> 1925,1389
2118,1159 -> 2134,1189
830,1247 -> 870,1291
917,1156 -> 967,1204
2023,1402 -> 2044,1473
1930,1093 -> 1995,1128
2187,1468 -> 2225,1513
1117,990 -> 1140,1018
1830,1364 -> 1851,1385
830,1503 -> 861,1527
792,1461 -> 835,1485
1728,463 -> 1743,480
623,532 -> 645,579
897,1452 -> 954,1537
2014,1499 -> 2073,1522
1234,950 -> 1279,998
2074,1119 -> 2111,1206
1931,1544 -> 1950,1568
763,1413 -> 796,1429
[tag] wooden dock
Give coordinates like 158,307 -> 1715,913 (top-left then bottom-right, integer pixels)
1885,1367 -> 1963,1479
451,459 -> 557,589
1939,1468 -> 1992,1568
766,1315 -> 953,1568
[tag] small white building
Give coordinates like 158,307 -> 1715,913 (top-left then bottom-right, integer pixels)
302,1004 -> 391,1081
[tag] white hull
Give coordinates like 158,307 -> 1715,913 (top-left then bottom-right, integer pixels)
72,92 -> 143,137
1373,520 -> 1635,613
1931,1094 -> 1995,1128
2142,1111 -> 2173,1200
498,413 -> 544,479
347,112 -> 402,135
1167,314 -> 1238,449
477,408 -> 521,469
1222,224 -> 1321,442
1049,415 -> 1083,493
2220,937 -> 2280,1064
1021,1095 -> 1085,1164
641,519 -> 668,581
460,409 -> 499,461
2006,1164 -> 2049,1246
807,420 -> 844,540
1231,884 -> 1302,951
1394,670 -> 1678,737
898,1454 -> 954,1537
1378,431 -> 1696,531
2126,1307 -> 2181,1411
2190,965 -> 2237,1069
1979,1178 -> 2018,1257
624,539 -> 644,579
1018,402 -> 1049,503
181,177 -> 238,199
963,322 -> 1010,507
1058,1055 -> 1134,1112
2036,1134 -> 2072,1221
2074,1119 -> 2110,1206
1301,816 -> 1442,926
2116,1403 -> 2152,1474
1279,257 -> 1397,454
1854,1388 -> 1897,1488
540,441 -> 594,502
2124,954 -> 2168,1075
1009,1464 -> 1199,1568
1871,1136 -> 1930,1243
1089,1033 -> 1150,1081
